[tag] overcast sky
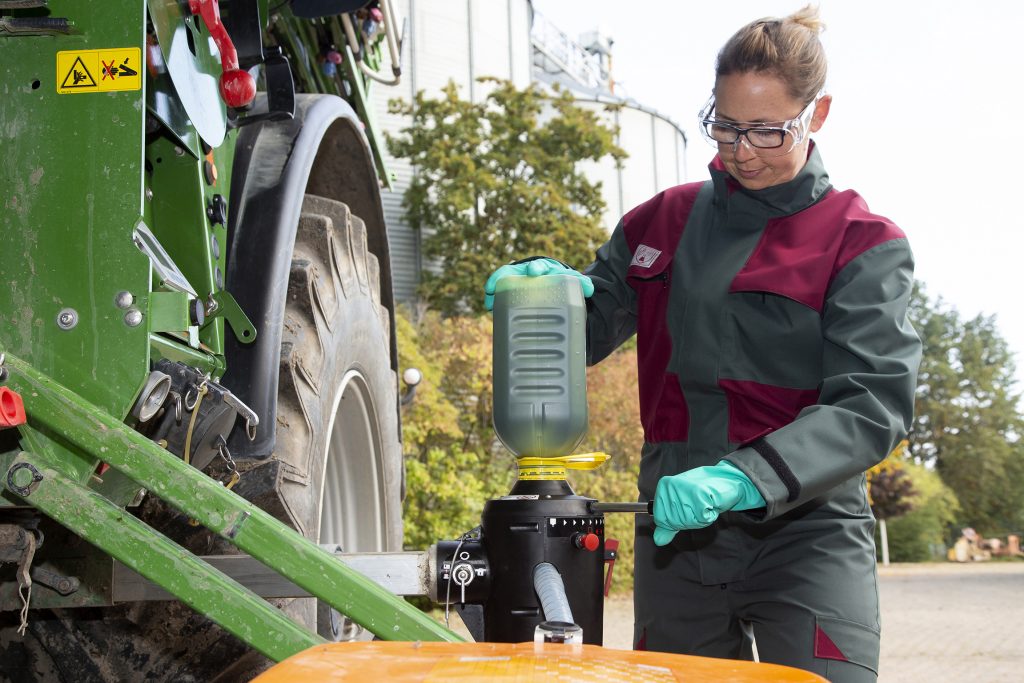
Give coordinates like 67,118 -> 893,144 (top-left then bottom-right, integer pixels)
534,0 -> 1024,383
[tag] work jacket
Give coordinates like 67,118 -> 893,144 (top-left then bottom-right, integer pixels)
584,144 -> 922,584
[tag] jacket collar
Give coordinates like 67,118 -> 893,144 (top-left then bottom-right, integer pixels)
709,141 -> 832,217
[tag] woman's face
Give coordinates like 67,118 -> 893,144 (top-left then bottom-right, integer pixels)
712,72 -> 830,191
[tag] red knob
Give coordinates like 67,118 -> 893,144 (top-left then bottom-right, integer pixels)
0,387 -> 26,428
220,69 -> 257,109
574,532 -> 600,552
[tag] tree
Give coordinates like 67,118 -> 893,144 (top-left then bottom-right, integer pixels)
387,78 -> 626,315
878,462 -> 961,562
867,445 -> 917,566
908,282 -> 1024,535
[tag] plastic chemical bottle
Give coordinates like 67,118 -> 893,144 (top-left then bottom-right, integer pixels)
491,274 -> 588,457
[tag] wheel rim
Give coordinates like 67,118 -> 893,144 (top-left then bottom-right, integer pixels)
319,368 -> 388,551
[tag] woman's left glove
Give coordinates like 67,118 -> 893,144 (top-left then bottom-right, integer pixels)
652,461 -> 766,546
484,256 -> 594,311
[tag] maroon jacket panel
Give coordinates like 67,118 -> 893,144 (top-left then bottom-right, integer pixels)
730,190 -> 906,313
621,183 -> 704,442
720,378 -> 821,445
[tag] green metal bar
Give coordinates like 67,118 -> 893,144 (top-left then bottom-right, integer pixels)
1,350 -> 463,643
149,333 -> 223,378
6,451 -> 323,662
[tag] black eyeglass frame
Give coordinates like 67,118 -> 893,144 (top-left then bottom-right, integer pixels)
696,95 -> 819,155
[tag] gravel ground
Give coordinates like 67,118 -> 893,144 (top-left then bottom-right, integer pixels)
602,561 -> 1024,682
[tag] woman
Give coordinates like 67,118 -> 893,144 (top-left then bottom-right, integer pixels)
486,7 -> 919,681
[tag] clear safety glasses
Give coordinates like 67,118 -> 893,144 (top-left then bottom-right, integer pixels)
698,95 -> 819,157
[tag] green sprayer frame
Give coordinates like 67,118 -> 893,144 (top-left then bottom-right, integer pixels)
2,350 -> 461,660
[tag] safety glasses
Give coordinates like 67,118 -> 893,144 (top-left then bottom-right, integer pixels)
698,95 -> 819,157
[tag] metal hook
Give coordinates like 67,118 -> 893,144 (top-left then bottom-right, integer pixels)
184,385 -> 199,412
183,381 -> 207,412
167,391 -> 183,424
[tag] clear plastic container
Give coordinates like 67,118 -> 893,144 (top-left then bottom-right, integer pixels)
492,274 -> 588,457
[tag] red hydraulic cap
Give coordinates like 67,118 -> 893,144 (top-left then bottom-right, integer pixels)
0,387 -> 26,428
573,532 -> 601,552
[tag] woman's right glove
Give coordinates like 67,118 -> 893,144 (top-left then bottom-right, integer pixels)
652,461 -> 766,546
484,257 -> 595,311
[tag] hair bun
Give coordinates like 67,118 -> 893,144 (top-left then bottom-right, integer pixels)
786,4 -> 826,34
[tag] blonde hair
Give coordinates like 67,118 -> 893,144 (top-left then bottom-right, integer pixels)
715,5 -> 827,104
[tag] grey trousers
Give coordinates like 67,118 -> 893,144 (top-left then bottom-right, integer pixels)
633,516 -> 880,683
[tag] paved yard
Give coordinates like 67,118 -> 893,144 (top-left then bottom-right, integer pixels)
602,561 -> 1024,682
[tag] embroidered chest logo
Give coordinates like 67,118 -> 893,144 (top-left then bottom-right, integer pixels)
630,244 -> 662,268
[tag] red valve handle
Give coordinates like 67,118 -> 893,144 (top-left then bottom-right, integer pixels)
188,0 -> 256,108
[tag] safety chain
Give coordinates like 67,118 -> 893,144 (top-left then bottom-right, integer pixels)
216,436 -> 240,490
186,437 -> 241,527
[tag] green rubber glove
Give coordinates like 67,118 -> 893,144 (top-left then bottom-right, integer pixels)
484,257 -> 595,311
652,461 -> 766,546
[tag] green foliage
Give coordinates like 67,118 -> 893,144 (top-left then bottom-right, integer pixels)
397,309 -> 514,551
387,78 -> 626,315
908,282 -> 1024,535
878,461 -> 961,561
403,447 -> 487,551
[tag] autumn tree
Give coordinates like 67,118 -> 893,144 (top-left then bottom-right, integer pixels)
387,78 -> 625,315
572,345 -> 644,591
867,443 -> 917,565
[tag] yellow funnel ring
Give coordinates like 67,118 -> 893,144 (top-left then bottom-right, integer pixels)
516,452 -> 610,480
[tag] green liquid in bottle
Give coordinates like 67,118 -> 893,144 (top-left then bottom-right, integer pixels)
492,274 -> 589,457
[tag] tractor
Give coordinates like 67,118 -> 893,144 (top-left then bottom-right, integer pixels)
0,1 -> 447,679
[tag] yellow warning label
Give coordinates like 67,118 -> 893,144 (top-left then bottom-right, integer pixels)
56,48 -> 142,94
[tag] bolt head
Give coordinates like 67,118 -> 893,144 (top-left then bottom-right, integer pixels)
124,309 -> 143,327
56,308 -> 78,330
114,291 -> 134,309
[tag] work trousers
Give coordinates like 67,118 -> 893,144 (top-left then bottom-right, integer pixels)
633,514 -> 880,683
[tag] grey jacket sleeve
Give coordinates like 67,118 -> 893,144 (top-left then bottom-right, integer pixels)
724,238 -> 922,519
583,222 -> 638,365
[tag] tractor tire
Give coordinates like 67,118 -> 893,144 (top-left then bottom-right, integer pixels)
0,196 -> 403,681
255,194 -> 404,640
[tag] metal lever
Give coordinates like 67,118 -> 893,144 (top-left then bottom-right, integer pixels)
452,563 -> 473,604
590,501 -> 653,514
187,0 -> 255,108
30,565 -> 80,596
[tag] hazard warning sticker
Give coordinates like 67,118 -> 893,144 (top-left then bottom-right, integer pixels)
56,48 -> 141,94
